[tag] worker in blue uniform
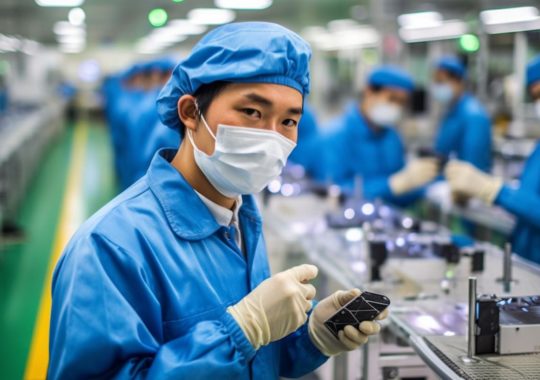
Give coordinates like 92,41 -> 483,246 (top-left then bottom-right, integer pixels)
48,22 -> 387,380
431,56 -> 492,172
445,55 -> 540,265
287,102 -> 319,169
315,65 -> 438,206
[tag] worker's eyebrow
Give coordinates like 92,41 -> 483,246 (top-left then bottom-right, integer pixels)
243,93 -> 303,115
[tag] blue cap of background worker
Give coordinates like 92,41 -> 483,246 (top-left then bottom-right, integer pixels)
157,22 -> 312,132
526,55 -> 540,88
435,56 -> 466,79
367,65 -> 415,93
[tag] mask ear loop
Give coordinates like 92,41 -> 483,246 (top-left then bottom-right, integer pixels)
194,100 -> 217,140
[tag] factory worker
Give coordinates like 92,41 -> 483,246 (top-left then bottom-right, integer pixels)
445,55 -> 540,265
431,56 -> 492,172
48,22 -> 387,380
316,65 -> 438,206
121,59 -> 180,189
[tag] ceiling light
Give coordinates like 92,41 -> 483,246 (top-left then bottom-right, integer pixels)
187,8 -> 235,25
215,0 -> 272,10
166,19 -> 207,35
398,11 -> 442,28
480,6 -> 540,34
399,20 -> 467,43
36,0 -> 84,7
480,6 -> 538,25
57,34 -> 85,44
68,7 -> 86,26
148,8 -> 168,28
54,21 -> 86,36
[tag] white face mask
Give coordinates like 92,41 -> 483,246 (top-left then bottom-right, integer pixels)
431,83 -> 454,104
367,102 -> 403,126
535,100 -> 540,120
187,112 -> 296,198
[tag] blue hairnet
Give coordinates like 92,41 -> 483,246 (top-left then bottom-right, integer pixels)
156,22 -> 312,131
435,56 -> 466,79
526,55 -> 540,88
367,65 -> 415,93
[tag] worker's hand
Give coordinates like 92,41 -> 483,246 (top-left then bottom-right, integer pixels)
227,264 -> 318,350
389,158 -> 439,195
308,289 -> 389,356
444,160 -> 503,205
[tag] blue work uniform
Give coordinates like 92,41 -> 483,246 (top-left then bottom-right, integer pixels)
48,149 -> 327,379
494,143 -> 540,264
434,93 -> 492,172
316,103 -> 423,206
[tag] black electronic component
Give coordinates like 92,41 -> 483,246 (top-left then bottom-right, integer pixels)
369,240 -> 388,281
433,242 -> 460,264
324,291 -> 390,339
471,249 -> 485,272
475,295 -> 500,355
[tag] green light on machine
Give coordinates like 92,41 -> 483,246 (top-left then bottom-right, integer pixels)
459,34 -> 480,53
148,8 -> 168,28
172,0 -> 184,2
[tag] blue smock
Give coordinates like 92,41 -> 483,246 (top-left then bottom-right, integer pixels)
48,149 -> 327,379
494,142 -> 540,264
121,89 -> 180,189
316,103 -> 423,206
434,93 -> 492,172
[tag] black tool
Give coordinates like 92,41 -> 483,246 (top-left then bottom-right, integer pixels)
324,291 -> 390,339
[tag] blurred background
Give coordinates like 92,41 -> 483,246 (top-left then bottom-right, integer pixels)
2,1 -> 540,379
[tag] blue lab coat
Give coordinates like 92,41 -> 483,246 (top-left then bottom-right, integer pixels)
495,142 -> 540,264
48,149 -> 327,379
316,103 -> 423,206
434,93 -> 492,172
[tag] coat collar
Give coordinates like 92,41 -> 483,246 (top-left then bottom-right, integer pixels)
147,149 -> 262,240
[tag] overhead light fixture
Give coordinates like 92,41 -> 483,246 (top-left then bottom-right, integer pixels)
166,19 -> 207,35
215,0 -> 272,10
54,21 -> 86,36
399,20 -> 467,43
68,7 -> 86,26
397,11 -> 443,28
148,8 -> 168,28
480,6 -> 540,34
188,8 -> 236,25
303,25 -> 379,51
36,0 -> 84,7
57,35 -> 85,45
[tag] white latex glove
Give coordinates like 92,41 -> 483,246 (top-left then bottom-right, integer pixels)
227,264 -> 318,350
389,158 -> 439,195
308,289 -> 389,356
444,160 -> 503,205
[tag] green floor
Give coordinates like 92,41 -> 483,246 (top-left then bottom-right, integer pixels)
0,120 -> 117,380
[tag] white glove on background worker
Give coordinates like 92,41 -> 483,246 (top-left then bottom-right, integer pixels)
389,158 -> 439,195
308,289 -> 389,356
227,264 -> 318,350
444,160 -> 503,204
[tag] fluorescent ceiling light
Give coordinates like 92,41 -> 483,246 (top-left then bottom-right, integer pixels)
166,19 -> 207,35
304,25 -> 379,51
398,11 -> 442,28
399,20 -> 467,43
480,6 -> 538,25
188,8 -> 235,25
57,34 -> 85,44
68,7 -> 86,26
54,21 -> 86,36
215,0 -> 272,10
480,7 -> 540,34
36,0 -> 84,7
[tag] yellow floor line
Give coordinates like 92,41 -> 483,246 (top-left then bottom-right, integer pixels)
24,122 -> 89,380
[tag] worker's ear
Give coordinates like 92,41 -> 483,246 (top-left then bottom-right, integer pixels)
177,95 -> 199,133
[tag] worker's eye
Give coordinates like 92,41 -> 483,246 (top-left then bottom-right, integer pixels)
282,119 -> 298,128
240,108 -> 262,119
